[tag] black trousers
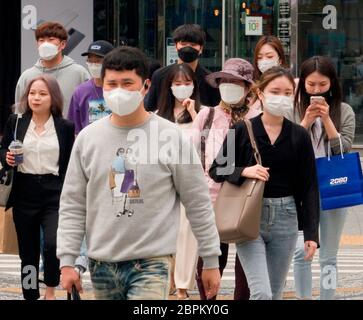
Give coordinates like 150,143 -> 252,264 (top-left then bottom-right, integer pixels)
12,173 -> 62,300
196,242 -> 250,300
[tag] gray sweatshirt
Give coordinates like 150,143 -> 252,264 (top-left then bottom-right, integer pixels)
284,102 -> 356,154
15,56 -> 90,117
57,114 -> 221,269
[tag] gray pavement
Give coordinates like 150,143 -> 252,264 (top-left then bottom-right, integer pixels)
1,206 -> 362,300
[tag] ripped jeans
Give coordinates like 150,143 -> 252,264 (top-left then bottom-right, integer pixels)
89,256 -> 172,300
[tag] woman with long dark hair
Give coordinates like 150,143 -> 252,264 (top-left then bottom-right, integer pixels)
157,63 -> 201,300
253,35 -> 288,81
290,56 -> 355,300
0,75 -> 75,300
157,63 -> 201,125
209,67 -> 320,300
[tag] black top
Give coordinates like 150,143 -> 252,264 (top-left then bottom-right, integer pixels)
209,114 -> 320,244
253,115 -> 295,198
144,63 -> 221,111
0,112 -> 75,209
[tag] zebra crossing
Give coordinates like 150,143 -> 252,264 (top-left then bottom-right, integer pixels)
0,255 -> 92,287
221,245 -> 363,288
1,245 -> 362,293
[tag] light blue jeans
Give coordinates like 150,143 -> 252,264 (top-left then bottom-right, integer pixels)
75,238 -> 88,272
236,196 -> 299,300
293,208 -> 347,300
89,256 -> 172,300
40,233 -> 88,272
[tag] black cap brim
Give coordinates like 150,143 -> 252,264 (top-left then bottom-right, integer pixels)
81,51 -> 105,57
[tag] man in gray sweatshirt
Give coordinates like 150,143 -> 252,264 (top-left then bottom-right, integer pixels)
15,22 -> 90,117
57,46 -> 221,300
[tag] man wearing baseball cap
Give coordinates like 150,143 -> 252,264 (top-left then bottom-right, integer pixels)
68,40 -> 114,134
67,41 -> 115,277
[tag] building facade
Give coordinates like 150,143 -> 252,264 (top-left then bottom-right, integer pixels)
1,0 -> 363,145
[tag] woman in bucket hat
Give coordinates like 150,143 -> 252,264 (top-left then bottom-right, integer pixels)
191,58 -> 260,300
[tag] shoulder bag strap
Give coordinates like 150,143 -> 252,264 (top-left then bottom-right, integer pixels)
243,119 -> 262,166
201,107 -> 215,171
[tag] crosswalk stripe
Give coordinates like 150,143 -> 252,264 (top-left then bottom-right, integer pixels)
222,266 -> 363,273
222,246 -> 363,283
0,271 -> 93,283
226,262 -> 363,266
1,248 -> 362,288
222,270 -> 363,275
221,276 -> 321,281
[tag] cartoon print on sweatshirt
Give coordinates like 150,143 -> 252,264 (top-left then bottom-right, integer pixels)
110,147 -> 142,218
88,98 -> 111,124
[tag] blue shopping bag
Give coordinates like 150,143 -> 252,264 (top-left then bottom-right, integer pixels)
316,149 -> 363,210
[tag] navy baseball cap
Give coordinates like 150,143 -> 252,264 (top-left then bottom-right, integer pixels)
81,40 -> 114,57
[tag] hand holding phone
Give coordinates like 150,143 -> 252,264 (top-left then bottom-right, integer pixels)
309,95 -> 330,121
310,96 -> 325,106
302,98 -> 325,128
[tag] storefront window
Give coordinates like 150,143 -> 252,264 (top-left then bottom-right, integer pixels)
139,1 -> 158,58
94,0 -> 114,44
226,0 -> 282,63
117,0 -> 158,57
164,0 -> 223,72
94,0 -> 158,58
298,0 -> 363,144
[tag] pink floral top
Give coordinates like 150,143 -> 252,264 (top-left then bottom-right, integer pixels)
191,105 -> 261,204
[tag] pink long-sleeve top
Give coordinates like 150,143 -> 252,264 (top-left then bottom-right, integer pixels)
191,105 -> 261,204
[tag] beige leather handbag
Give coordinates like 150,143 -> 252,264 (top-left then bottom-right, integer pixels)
214,119 -> 265,244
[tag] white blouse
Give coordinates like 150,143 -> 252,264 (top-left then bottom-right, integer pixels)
19,116 -> 60,175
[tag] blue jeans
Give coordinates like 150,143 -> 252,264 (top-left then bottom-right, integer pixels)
236,197 -> 299,300
89,256 -> 172,300
75,238 -> 88,271
293,208 -> 347,300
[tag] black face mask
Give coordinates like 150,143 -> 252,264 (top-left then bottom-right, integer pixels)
308,90 -> 332,102
178,47 -> 200,63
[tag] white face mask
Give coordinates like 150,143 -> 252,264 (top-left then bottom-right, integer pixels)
171,84 -> 194,102
219,83 -> 245,105
103,85 -> 145,117
263,94 -> 294,117
87,62 -> 103,79
38,42 -> 59,61
258,58 -> 280,73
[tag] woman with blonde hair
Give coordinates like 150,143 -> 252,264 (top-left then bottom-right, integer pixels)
0,75 -> 75,300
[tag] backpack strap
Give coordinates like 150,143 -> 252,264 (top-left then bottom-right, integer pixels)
201,107 -> 215,171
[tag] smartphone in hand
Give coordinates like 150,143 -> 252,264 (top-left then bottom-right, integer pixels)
310,96 -> 325,106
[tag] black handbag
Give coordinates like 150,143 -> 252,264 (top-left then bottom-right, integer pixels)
0,115 -> 20,207
67,285 -> 81,300
0,168 -> 14,207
